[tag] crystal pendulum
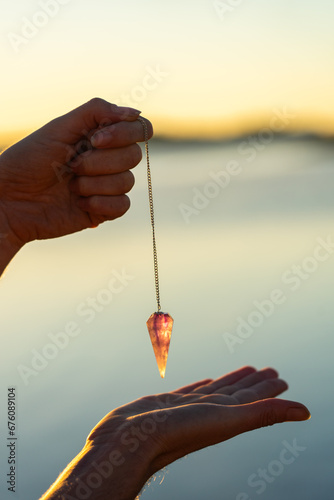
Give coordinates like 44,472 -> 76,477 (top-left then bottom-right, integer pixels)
138,117 -> 174,378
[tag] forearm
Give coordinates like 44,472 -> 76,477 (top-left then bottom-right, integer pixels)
40,444 -> 148,500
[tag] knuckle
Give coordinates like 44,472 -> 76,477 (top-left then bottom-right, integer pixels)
75,176 -> 89,195
123,171 -> 135,192
129,144 -> 143,165
146,120 -> 154,139
118,195 -> 131,215
72,155 -> 88,175
109,103 -> 119,114
86,195 -> 100,211
87,97 -> 105,108
260,406 -> 278,427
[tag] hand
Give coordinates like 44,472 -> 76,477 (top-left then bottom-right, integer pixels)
41,366 -> 310,500
0,98 -> 152,271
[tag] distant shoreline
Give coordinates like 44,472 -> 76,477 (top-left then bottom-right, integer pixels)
1,130 -> 333,153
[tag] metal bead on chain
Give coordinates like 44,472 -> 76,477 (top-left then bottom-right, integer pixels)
138,117 -> 161,312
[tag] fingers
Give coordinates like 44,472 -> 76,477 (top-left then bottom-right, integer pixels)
198,376 -> 288,405
231,378 -> 288,404
70,171 -> 135,197
193,367 -> 283,398
80,98 -> 142,124
172,379 -> 213,394
189,368 -> 289,405
215,368 -> 281,395
90,117 -> 153,149
71,144 -> 142,176
55,98 -> 143,142
69,139 -> 142,217
76,194 -> 131,220
192,366 -> 256,394
66,115 -> 152,220
47,98 -> 150,147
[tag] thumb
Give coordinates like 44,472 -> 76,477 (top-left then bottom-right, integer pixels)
149,400 -> 310,472
45,98 -> 141,143
231,399 -> 311,435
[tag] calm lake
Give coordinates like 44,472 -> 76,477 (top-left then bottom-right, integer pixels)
1,135 -> 334,499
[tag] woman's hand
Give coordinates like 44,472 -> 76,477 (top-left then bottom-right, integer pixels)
0,98 -> 152,273
41,366 -> 310,500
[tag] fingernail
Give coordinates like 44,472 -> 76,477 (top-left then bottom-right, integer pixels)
120,106 -> 142,116
91,131 -> 104,147
286,406 -> 311,421
116,106 -> 142,119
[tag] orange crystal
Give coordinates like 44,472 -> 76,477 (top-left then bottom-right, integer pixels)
146,312 -> 173,378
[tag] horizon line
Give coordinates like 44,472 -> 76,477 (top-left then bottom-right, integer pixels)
1,114 -> 333,149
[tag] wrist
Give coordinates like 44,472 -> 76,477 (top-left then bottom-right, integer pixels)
40,443 -> 149,500
0,208 -> 23,277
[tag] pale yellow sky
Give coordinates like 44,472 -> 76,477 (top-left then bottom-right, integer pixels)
1,0 -> 334,140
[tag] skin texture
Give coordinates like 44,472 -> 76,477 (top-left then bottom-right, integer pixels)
41,367 -> 310,500
0,98 -> 153,275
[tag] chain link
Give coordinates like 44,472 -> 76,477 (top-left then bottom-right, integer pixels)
138,117 -> 161,312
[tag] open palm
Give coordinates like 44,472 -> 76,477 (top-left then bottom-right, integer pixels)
43,366 -> 308,500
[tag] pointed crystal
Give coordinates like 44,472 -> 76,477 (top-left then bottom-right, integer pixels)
147,312 -> 173,378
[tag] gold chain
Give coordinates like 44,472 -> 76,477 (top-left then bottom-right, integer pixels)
138,117 -> 161,312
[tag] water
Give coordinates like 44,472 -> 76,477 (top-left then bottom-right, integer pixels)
1,136 -> 334,499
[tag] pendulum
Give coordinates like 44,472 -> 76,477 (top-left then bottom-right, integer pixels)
139,117 -> 174,378
146,312 -> 173,379
138,117 -> 174,378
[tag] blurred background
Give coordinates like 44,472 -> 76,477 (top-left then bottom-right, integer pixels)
0,1 -> 334,499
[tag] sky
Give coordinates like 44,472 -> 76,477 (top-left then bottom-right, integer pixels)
1,3 -> 334,497
0,0 -> 334,140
